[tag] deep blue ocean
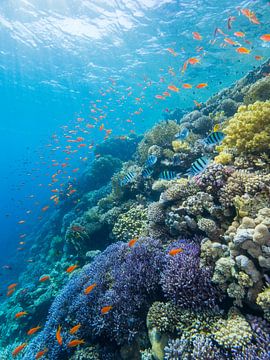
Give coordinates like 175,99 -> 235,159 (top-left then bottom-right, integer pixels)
0,1 -> 270,356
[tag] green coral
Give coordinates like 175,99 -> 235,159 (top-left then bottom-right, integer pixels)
256,286 -> 270,321
112,205 -> 148,241
216,101 -> 270,159
244,76 -> 270,104
213,308 -> 252,349
137,120 -> 180,162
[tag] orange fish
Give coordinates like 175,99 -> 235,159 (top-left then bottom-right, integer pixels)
27,326 -> 41,335
15,311 -> 27,319
7,288 -> 15,297
155,95 -> 164,99
12,343 -> 27,357
196,83 -> 208,89
69,324 -> 81,334
41,206 -> 49,212
192,32 -> 202,40
56,325 -> 62,346
168,85 -> 179,92
128,238 -> 137,247
188,57 -> 200,65
182,83 -> 192,89
181,60 -> 188,74
236,47 -> 251,54
260,34 -> 270,42
101,306 -> 113,315
84,283 -> 97,295
39,275 -> 50,282
255,55 -> 263,61
162,91 -> 171,97
240,8 -> 260,24
224,38 -> 239,46
66,264 -> 79,273
8,283 -> 18,290
167,48 -> 177,56
35,348 -> 48,359
234,31 -> 245,37
67,339 -> 85,348
169,248 -> 184,256
193,100 -> 202,107
99,124 -> 104,131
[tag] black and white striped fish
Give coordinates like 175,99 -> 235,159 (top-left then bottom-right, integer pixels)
186,156 -> 210,176
159,171 -> 181,180
120,171 -> 136,186
204,131 -> 225,146
145,155 -> 157,167
142,168 -> 154,178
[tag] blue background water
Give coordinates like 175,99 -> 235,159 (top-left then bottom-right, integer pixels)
0,0 -> 269,274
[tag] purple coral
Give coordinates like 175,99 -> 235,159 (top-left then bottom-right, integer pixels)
160,240 -> 221,309
23,238 -> 164,360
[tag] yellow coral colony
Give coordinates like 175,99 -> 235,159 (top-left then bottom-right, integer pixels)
215,101 -> 270,164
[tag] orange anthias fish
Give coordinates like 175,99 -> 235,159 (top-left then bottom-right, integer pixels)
66,264 -> 79,273
169,248 -> 184,256
56,325 -> 62,345
193,100 -> 202,108
155,95 -> 164,99
224,38 -> 239,46
260,34 -> 270,42
181,60 -> 188,74
192,31 -> 202,40
99,124 -> 104,131
182,83 -> 192,89
168,85 -> 179,92
12,343 -> 27,357
27,326 -> 41,335
35,348 -> 48,359
240,8 -> 260,24
69,324 -> 81,334
15,311 -> 28,319
84,283 -> 97,295
101,306 -> 113,315
67,339 -> 85,348
255,55 -> 263,61
128,238 -> 137,247
234,31 -> 245,37
236,47 -> 251,54
196,83 -> 208,89
39,275 -> 50,282
8,283 -> 18,290
167,47 -> 177,56
7,288 -> 15,297
41,205 -> 49,212
188,57 -> 200,65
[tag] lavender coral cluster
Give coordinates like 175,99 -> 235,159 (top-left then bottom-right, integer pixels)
22,237 -> 220,359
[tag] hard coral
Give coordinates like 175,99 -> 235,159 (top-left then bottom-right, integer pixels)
216,101 -> 270,159
244,76 -> 270,104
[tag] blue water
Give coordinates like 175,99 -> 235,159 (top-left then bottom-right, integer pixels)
0,0 -> 269,281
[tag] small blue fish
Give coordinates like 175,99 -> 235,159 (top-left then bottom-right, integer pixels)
186,156 -> 210,176
142,168 -> 153,178
204,131 -> 225,146
175,127 -> 189,141
145,155 -> 157,167
159,171 -> 180,180
120,171 -> 136,186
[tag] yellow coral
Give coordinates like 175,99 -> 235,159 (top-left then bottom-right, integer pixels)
172,140 -> 190,153
214,152 -> 233,165
217,101 -> 270,156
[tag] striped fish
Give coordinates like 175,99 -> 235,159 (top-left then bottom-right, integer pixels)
159,171 -> 180,181
186,156 -> 210,176
142,168 -> 153,178
204,131 -> 225,146
120,171 -> 136,186
145,155 -> 157,167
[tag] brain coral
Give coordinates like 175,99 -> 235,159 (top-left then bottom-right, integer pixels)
216,101 -> 270,158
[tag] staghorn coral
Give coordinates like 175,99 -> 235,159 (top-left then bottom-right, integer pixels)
137,121 -> 180,163
244,76 -> 270,104
161,239 -> 221,310
216,101 -> 270,159
112,205 -> 148,241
